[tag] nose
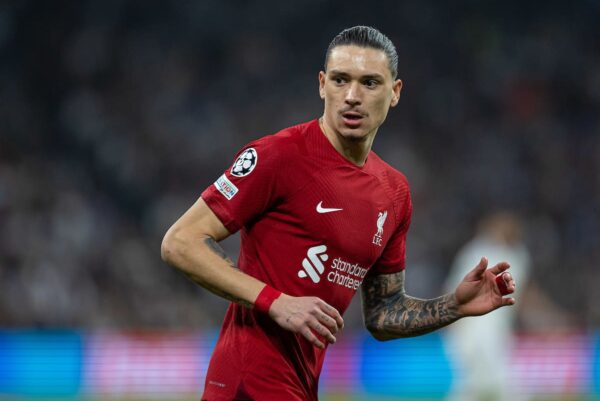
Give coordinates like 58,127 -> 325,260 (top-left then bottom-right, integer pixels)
345,81 -> 361,106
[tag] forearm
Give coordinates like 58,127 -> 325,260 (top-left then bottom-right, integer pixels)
363,292 -> 462,340
161,232 -> 265,308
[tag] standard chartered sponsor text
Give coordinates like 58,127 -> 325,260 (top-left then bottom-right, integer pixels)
327,257 -> 367,290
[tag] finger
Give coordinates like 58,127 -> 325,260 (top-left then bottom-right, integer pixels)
302,327 -> 325,349
309,319 -> 336,344
504,272 -> 516,292
464,257 -> 488,280
501,297 -> 515,307
316,310 -> 338,335
488,261 -> 511,275
318,300 -> 344,330
495,272 -> 514,295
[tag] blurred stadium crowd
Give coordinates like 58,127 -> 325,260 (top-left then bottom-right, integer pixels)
1,1 -> 599,330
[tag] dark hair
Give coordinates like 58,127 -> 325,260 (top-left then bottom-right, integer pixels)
325,26 -> 398,79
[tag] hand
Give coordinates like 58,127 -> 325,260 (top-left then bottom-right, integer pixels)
454,257 -> 516,317
269,294 -> 344,349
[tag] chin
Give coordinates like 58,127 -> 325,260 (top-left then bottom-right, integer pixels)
338,127 -> 370,142
343,133 -> 368,143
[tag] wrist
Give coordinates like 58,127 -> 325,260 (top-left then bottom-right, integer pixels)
254,285 -> 282,314
450,292 -> 465,318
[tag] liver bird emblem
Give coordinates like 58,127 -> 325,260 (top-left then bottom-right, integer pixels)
376,211 -> 388,237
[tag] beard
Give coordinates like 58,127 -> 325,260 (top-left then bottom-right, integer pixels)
337,124 -> 374,143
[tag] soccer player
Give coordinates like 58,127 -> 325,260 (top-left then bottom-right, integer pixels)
161,26 -> 516,401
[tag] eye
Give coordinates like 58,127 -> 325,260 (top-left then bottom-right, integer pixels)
333,77 -> 347,85
364,79 -> 379,88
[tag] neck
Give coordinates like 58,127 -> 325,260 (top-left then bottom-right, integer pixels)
319,117 -> 375,167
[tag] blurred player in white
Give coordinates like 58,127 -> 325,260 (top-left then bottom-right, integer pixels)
444,211 -> 531,401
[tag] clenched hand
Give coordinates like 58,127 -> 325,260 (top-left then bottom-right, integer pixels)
269,294 -> 344,349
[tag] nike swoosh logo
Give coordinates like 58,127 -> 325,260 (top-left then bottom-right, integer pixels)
316,201 -> 343,214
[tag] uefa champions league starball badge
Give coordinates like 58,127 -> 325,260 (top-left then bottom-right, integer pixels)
231,148 -> 258,177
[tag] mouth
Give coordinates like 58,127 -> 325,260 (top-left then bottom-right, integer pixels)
341,111 -> 365,128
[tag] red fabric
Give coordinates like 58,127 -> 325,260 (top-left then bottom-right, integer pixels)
200,119 -> 412,401
254,285 -> 281,314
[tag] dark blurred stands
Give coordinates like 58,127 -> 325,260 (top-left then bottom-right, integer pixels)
0,0 -> 598,329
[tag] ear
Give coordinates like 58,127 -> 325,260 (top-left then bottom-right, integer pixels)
390,79 -> 403,107
318,71 -> 326,99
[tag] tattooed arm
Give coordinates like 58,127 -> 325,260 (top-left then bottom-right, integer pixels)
362,258 -> 516,341
361,271 -> 461,340
161,197 -> 344,349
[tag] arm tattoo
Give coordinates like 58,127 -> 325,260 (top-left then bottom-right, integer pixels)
203,237 -> 235,266
182,237 -> 252,308
361,271 -> 461,340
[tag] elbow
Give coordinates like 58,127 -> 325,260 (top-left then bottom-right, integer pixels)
160,232 -> 175,265
161,228 -> 186,267
366,323 -> 393,342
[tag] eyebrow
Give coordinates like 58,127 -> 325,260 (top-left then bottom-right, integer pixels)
329,69 -> 385,80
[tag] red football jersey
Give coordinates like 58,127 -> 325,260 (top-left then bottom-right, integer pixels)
200,119 -> 412,401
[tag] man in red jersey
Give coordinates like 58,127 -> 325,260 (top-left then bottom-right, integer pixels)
161,26 -> 516,401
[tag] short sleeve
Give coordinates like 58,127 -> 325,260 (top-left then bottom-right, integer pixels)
201,137 -> 284,233
369,190 -> 412,275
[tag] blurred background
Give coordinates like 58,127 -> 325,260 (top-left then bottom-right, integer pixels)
1,0 -> 599,400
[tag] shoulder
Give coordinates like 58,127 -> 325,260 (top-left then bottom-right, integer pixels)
228,120 -> 314,186
243,120 -> 313,162
368,151 -> 412,226
369,151 -> 411,198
